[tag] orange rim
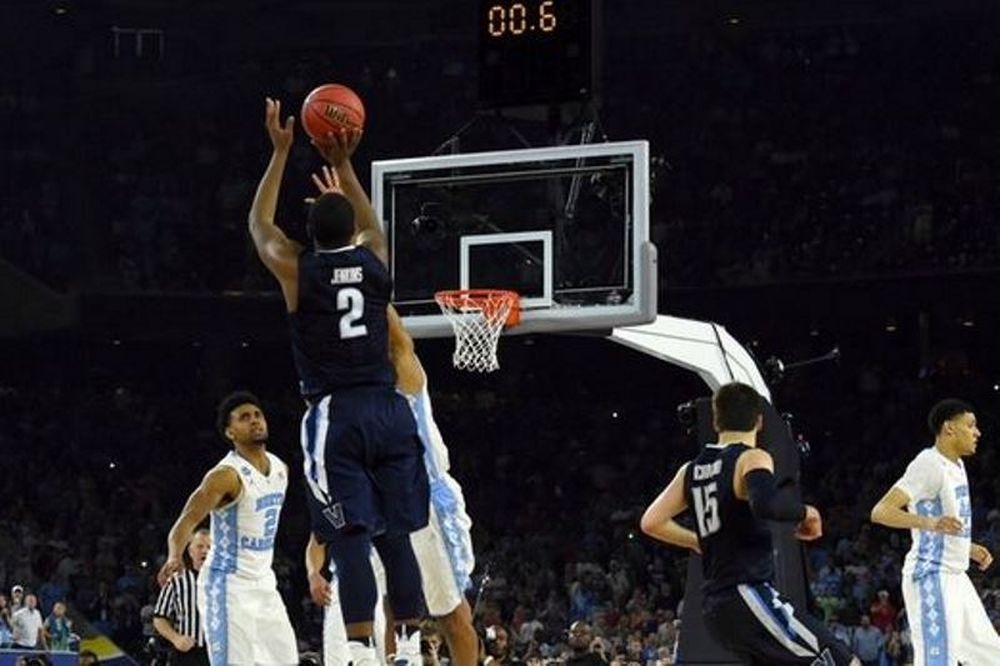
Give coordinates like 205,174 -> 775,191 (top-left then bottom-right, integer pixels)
434,289 -> 521,327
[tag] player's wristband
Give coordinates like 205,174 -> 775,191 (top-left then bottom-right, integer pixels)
745,469 -> 807,523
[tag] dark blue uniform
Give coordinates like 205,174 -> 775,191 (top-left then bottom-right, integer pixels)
684,444 -> 853,666
290,246 -> 394,397
685,444 -> 774,595
293,245 -> 429,541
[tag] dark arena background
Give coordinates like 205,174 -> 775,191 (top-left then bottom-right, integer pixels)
2,1 -> 1000,665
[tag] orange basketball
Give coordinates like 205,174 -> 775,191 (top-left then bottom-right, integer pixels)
300,84 -> 366,143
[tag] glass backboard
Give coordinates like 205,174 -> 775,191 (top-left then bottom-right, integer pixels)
372,140 -> 656,337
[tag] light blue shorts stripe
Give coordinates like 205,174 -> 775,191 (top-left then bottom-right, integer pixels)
204,569 -> 229,666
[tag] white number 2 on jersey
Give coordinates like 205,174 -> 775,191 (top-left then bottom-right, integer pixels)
692,482 -> 722,538
337,287 -> 368,339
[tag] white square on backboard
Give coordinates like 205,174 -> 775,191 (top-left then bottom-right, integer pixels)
459,231 -> 553,309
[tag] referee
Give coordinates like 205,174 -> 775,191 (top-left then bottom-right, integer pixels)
153,528 -> 210,666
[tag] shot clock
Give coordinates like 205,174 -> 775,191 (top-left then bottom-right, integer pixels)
477,0 -> 598,107
484,0 -> 559,37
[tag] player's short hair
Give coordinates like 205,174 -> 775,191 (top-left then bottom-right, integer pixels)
307,192 -> 355,248
928,398 -> 973,435
712,382 -> 764,432
215,390 -> 263,439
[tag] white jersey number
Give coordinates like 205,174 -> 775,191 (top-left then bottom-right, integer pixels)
693,482 -> 722,538
337,287 -> 368,339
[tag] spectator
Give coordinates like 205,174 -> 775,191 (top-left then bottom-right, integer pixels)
79,650 -> 101,665
868,590 -> 895,634
892,611 -> 914,666
828,613 -> 852,647
516,608 -> 544,647
87,581 -> 114,636
43,601 -> 73,652
850,614 -> 883,666
565,621 -> 606,666
11,593 -> 46,651
883,625 -> 905,666
420,625 -> 444,666
484,625 -> 520,666
0,594 -> 12,647
10,586 -> 24,613
624,635 -> 642,663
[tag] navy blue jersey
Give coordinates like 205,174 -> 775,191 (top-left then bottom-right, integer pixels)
684,443 -> 774,595
290,245 -> 394,398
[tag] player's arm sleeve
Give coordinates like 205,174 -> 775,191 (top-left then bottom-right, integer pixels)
892,452 -> 941,502
745,469 -> 807,523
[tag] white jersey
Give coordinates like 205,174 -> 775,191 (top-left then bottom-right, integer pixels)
406,382 -> 475,601
203,450 -> 289,580
407,382 -> 451,479
894,447 -> 972,577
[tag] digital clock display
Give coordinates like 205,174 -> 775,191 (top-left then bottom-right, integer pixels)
485,1 -> 559,37
478,0 -> 595,107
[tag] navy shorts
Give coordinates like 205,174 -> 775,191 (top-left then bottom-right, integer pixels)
301,387 -> 430,541
703,582 -> 855,666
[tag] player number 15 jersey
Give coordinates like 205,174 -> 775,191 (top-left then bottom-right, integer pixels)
684,443 -> 775,594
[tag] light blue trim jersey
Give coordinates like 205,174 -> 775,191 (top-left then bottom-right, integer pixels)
407,382 -> 475,594
203,451 -> 289,580
895,447 -> 972,577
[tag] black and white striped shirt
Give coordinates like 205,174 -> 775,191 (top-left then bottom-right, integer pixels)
153,569 -> 204,647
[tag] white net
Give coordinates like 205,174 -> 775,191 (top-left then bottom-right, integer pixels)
435,290 -> 518,373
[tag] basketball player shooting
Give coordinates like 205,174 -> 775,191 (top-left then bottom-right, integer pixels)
247,97 -> 429,665
870,399 -> 1000,664
304,157 -> 479,666
641,383 -> 859,666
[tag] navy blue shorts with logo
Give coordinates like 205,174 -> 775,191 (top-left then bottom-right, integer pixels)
702,582 -> 855,666
301,386 -> 429,542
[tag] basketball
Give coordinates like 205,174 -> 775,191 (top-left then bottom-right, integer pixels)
300,84 -> 366,143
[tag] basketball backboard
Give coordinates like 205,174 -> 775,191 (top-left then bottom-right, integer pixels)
372,140 -> 656,338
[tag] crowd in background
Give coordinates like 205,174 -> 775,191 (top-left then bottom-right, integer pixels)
3,13 -> 1000,292
3,3 -> 1000,666
0,319 -> 997,666
620,21 -> 1000,287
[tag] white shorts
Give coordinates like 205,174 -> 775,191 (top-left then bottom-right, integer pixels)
198,569 -> 298,665
902,569 -> 1000,665
323,602 -> 351,666
323,473 -> 474,661
323,555 -> 388,666
414,473 -> 475,617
